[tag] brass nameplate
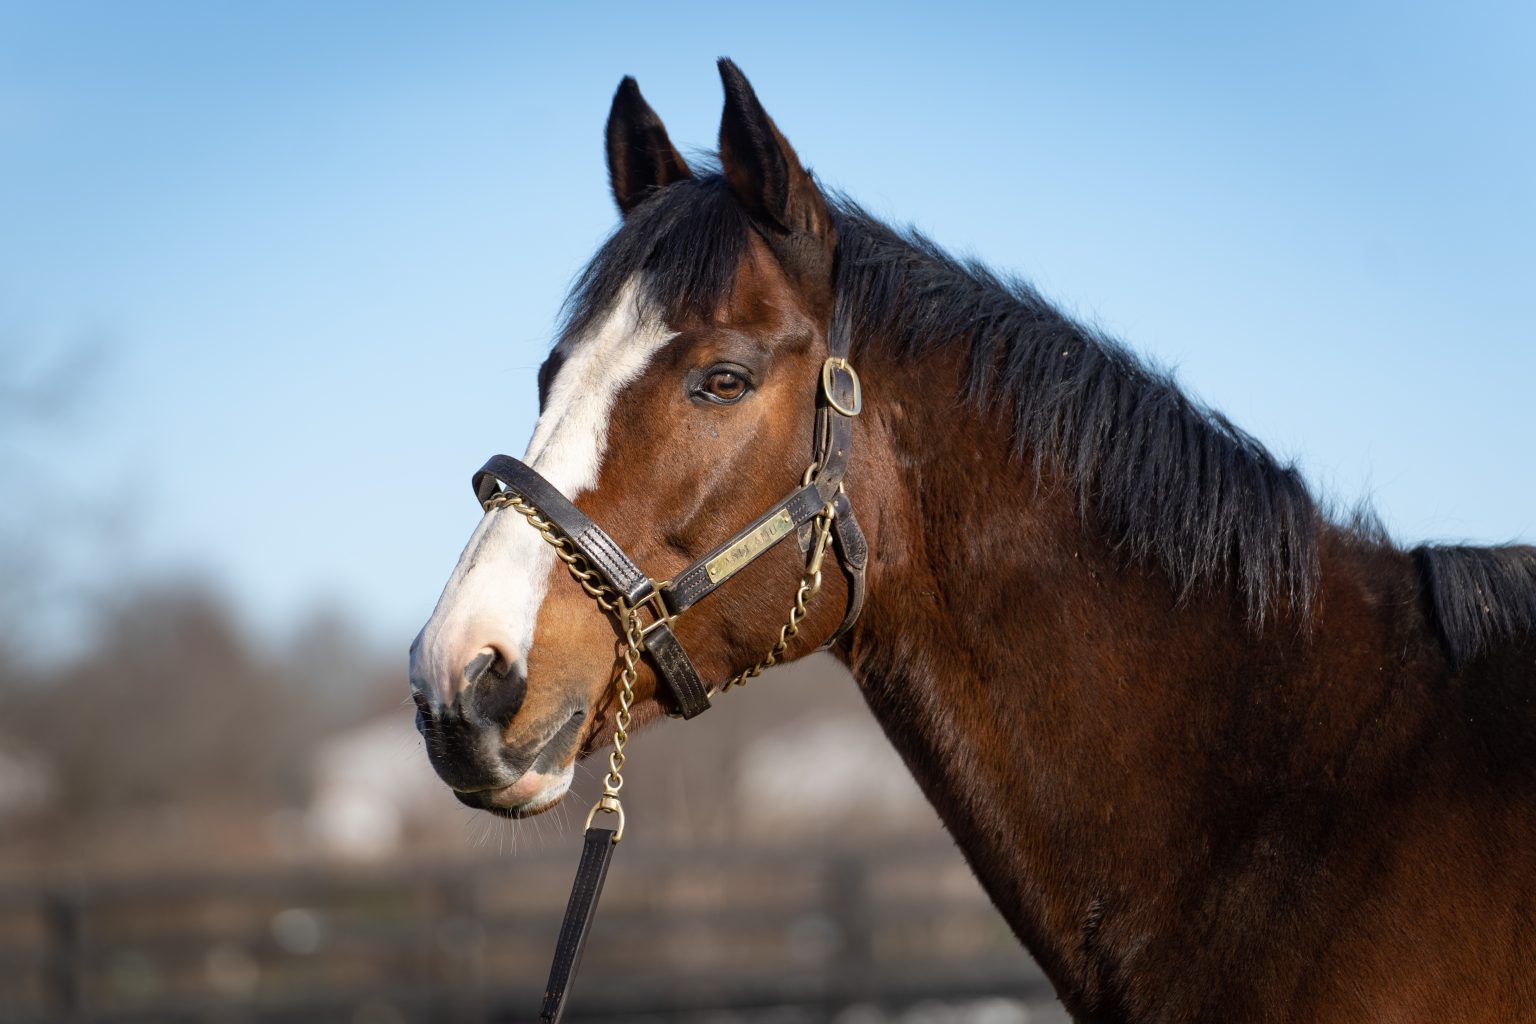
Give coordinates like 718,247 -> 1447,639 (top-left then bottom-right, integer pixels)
705,509 -> 795,585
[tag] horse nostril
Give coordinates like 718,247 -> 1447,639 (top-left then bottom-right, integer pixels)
463,647 -> 527,729
463,649 -> 498,690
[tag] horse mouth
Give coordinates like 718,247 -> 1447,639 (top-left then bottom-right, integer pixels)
450,709 -> 585,819
454,763 -> 575,819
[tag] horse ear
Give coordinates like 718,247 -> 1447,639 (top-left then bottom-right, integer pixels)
606,76 -> 693,216
716,59 -> 835,287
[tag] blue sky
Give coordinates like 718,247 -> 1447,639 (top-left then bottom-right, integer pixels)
2,2 -> 1532,655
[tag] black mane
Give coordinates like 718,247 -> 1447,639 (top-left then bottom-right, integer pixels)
560,173 -> 1533,661
1414,545 -> 1536,664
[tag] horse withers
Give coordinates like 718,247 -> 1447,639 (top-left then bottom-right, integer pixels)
409,60 -> 1536,1023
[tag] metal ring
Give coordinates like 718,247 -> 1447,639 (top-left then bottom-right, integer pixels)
584,794 -> 625,842
821,357 -> 862,417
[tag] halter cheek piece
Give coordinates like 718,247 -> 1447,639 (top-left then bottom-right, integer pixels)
467,323 -> 867,1024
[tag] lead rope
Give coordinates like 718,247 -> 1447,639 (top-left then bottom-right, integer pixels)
482,487 -> 836,1023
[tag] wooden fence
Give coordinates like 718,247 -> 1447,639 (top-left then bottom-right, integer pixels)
0,840 -> 1052,1022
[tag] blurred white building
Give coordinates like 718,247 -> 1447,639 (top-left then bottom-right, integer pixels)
307,709 -> 448,859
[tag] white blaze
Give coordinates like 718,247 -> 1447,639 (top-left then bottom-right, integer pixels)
411,278 -> 674,706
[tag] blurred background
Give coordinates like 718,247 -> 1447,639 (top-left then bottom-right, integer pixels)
1,2 -> 1531,1022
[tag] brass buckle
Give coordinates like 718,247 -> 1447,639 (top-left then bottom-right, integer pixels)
821,357 -> 862,417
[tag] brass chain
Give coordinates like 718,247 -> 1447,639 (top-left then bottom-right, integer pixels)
485,492 -> 625,613
483,492 -> 636,840
717,501 -> 836,694
480,486 -> 835,841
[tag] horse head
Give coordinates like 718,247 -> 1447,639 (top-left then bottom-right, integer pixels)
408,61 -> 861,818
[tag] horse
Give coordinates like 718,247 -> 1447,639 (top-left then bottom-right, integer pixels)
408,60 -> 1536,1023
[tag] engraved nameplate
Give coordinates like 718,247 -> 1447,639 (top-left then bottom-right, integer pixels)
704,509 -> 795,585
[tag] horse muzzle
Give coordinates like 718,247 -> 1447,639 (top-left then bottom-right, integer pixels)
412,664 -> 586,816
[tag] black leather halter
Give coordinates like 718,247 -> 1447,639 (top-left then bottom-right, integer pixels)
469,322 -> 867,1024
470,324 -> 867,721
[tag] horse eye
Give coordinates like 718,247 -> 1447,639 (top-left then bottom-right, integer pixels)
699,369 -> 749,404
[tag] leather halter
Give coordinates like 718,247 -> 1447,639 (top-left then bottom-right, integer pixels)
468,318 -> 867,1023
470,321 -> 867,721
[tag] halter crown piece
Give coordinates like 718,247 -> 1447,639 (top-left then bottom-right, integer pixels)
470,315 -> 866,1023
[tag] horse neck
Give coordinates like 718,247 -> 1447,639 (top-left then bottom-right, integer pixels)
840,339 -> 1423,1016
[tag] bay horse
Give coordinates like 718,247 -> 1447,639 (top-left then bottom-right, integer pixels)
409,60 -> 1536,1022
